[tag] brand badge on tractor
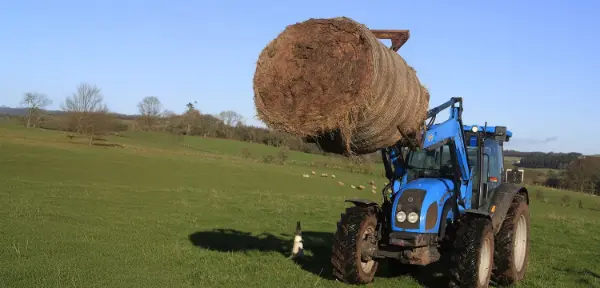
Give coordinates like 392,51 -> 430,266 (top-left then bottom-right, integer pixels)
427,133 -> 434,142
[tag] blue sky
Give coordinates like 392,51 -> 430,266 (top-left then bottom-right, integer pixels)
1,0 -> 598,154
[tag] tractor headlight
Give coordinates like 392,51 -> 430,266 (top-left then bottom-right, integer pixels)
408,212 -> 419,223
396,211 -> 407,223
471,126 -> 479,133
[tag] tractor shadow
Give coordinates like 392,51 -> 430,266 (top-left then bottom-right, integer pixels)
188,228 -> 450,287
379,261 -> 451,288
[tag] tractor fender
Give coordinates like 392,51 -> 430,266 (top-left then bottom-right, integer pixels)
463,209 -> 493,223
487,183 -> 529,234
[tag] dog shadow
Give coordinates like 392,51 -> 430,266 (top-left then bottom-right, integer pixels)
188,228 -> 450,287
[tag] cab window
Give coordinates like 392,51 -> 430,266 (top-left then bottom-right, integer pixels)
484,138 -> 503,187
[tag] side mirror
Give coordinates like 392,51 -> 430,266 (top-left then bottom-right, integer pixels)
494,126 -> 507,141
494,126 -> 507,136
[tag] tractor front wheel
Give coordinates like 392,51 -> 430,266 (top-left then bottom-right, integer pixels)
331,206 -> 379,284
493,193 -> 530,285
449,215 -> 495,288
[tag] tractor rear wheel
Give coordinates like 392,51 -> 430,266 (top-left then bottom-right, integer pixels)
331,206 -> 379,284
448,215 -> 494,288
493,193 -> 530,285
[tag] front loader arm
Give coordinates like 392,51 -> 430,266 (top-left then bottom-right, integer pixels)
422,99 -> 471,184
420,98 -> 473,211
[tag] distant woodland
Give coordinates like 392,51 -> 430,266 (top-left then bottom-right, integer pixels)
504,150 -> 583,169
2,84 -> 599,195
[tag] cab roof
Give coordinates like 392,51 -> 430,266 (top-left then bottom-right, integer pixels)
462,125 -> 512,141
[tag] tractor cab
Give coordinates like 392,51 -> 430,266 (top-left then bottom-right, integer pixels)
462,125 -> 512,209
398,125 -> 511,192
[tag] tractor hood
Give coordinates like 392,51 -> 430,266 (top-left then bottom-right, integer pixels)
391,177 -> 456,233
399,177 -> 454,194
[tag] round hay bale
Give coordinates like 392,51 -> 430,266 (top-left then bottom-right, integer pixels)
253,17 -> 429,155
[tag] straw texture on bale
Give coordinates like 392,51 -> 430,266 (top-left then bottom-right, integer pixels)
253,17 -> 430,155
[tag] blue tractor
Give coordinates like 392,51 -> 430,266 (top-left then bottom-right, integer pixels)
331,97 -> 530,288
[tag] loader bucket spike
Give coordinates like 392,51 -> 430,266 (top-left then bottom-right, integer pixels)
370,29 -> 410,52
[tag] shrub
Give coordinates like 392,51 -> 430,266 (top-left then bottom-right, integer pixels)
261,155 -> 275,164
561,195 -> 571,207
535,190 -> 545,201
240,147 -> 251,159
277,147 -> 289,164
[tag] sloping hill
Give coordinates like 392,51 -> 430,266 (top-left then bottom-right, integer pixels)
1,123 -> 599,287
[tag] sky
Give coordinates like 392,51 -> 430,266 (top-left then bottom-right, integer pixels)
1,0 -> 598,154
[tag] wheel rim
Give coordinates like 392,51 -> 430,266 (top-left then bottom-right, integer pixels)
514,214 -> 528,271
478,237 -> 492,286
360,226 -> 376,273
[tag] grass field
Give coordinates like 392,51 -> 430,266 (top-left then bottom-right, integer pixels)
1,123 -> 599,288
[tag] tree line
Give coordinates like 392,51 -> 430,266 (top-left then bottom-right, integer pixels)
10,83 -> 600,195
12,83 -> 325,154
514,152 -> 583,169
504,150 -> 598,195
542,157 -> 600,195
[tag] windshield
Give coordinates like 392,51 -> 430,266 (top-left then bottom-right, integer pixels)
405,144 -> 453,179
405,145 -> 479,181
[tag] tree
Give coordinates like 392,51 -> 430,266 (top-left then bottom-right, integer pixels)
61,83 -> 109,143
20,92 -> 52,128
159,109 -> 177,132
562,157 -> 600,194
186,101 -> 199,113
162,109 -> 176,118
85,110 -> 115,145
137,96 -> 162,131
218,110 -> 245,127
182,102 -> 201,135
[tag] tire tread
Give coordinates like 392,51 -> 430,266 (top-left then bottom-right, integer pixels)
331,206 -> 378,284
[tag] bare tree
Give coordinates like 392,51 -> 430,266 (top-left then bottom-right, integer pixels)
61,83 -> 108,138
158,109 -> 176,132
20,92 -> 52,128
162,109 -> 176,118
218,110 -> 244,126
138,96 -> 162,116
137,96 -> 162,131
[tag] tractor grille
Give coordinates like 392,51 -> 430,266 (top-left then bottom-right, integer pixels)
394,188 -> 426,229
